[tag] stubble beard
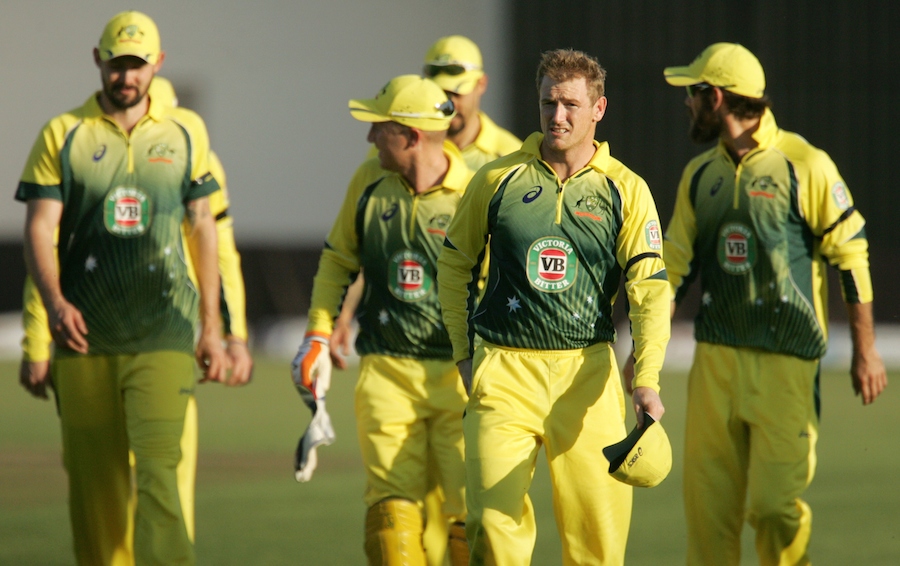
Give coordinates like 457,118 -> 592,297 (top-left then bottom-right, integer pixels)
104,82 -> 146,110
689,101 -> 722,144
448,114 -> 465,138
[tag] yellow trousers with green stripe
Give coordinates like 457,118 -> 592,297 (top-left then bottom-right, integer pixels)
465,341 -> 632,565
685,343 -> 818,566
53,351 -> 195,566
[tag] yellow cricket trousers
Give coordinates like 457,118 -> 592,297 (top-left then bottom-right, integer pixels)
684,342 -> 818,566
53,351 -> 195,566
465,341 -> 632,566
355,354 -> 468,521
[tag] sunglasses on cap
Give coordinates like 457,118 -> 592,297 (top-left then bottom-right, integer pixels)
390,99 -> 455,120
423,62 -> 481,77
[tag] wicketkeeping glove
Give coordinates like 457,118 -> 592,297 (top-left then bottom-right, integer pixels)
291,333 -> 336,482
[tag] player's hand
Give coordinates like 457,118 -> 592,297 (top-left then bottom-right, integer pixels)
457,358 -> 473,396
622,351 -> 636,396
851,344 -> 887,405
225,337 -> 254,386
291,332 -> 335,482
19,359 -> 52,400
329,317 -> 355,370
632,387 -> 665,429
48,299 -> 89,354
291,332 -> 332,410
196,331 -> 230,384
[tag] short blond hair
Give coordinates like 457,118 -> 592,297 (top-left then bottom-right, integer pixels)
536,49 -> 607,100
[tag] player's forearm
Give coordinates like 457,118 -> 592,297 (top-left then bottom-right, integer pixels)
186,197 -> 222,336
307,248 -> 358,335
627,278 -> 671,392
847,301 -> 877,356
23,200 -> 64,311
216,216 -> 248,341
437,247 -> 478,363
22,274 -> 53,362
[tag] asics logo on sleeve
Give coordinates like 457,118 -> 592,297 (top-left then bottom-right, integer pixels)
523,186 -> 543,203
381,203 -> 399,221
709,177 -> 723,196
93,144 -> 107,162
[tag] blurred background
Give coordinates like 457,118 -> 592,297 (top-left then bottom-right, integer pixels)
1,0 -> 898,356
2,2 -> 899,564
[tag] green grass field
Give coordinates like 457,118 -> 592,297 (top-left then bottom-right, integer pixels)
1,356 -> 897,565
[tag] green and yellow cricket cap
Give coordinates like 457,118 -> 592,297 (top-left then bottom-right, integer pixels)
98,11 -> 161,64
148,76 -> 178,108
664,42 -> 765,99
602,413 -> 672,488
349,75 -> 455,131
423,35 -> 484,95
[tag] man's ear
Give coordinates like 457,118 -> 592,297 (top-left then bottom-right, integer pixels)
710,87 -> 726,112
153,51 -> 166,73
93,48 -> 102,68
405,127 -> 422,148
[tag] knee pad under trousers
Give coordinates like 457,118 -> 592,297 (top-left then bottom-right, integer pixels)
365,498 -> 426,566
447,521 -> 469,566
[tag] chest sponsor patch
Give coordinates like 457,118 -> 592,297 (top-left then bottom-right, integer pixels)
831,181 -> 851,211
527,237 -> 578,292
104,187 -> 151,237
388,249 -> 433,302
717,223 -> 756,275
645,220 -> 662,250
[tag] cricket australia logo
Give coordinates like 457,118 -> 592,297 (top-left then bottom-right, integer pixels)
527,237 -> 578,292
748,176 -> 777,199
104,187 -> 151,237
717,223 -> 756,275
388,249 -> 433,302
147,143 -> 175,164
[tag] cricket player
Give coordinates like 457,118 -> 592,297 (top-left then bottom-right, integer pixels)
292,75 -> 472,565
17,75 -> 253,545
17,12 -> 230,565
422,35 -> 522,171
663,43 -> 887,565
437,49 -> 670,565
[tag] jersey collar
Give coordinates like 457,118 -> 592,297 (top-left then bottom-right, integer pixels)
749,109 -> 780,149
522,132 -> 612,174
470,111 -> 498,155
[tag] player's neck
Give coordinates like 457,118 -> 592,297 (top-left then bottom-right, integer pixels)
540,139 -> 596,182
721,114 -> 761,162
98,94 -> 150,135
403,148 -> 449,194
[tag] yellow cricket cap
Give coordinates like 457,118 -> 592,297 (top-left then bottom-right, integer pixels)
664,43 -> 765,99
349,75 -> 455,131
148,76 -> 178,108
98,11 -> 161,64
423,35 -> 484,95
602,413 -> 673,488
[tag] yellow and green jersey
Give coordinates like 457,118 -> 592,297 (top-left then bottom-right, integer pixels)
438,133 -> 670,391
307,141 -> 474,360
665,109 -> 871,360
16,93 -> 219,356
460,111 -> 522,172
19,149 -> 247,363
